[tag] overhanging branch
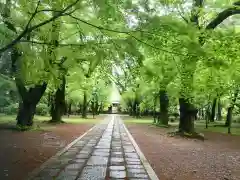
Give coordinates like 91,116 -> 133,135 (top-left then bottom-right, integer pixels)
20,40 -> 88,47
0,0 -> 82,54
206,6 -> 240,29
67,14 -> 195,57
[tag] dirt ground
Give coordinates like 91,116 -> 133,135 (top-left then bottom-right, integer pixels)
127,124 -> 240,180
0,121 -> 96,180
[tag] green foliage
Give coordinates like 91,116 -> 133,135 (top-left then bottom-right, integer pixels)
0,0 -> 240,133
36,103 -> 49,116
3,103 -> 18,115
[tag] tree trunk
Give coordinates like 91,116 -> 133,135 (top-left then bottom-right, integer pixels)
153,95 -> 157,123
128,105 -> 132,116
91,101 -> 95,118
225,89 -> 239,132
205,106 -> 211,121
47,92 -> 52,114
225,107 -> 232,129
64,102 -> 68,115
217,98 -> 222,121
94,104 -> 97,116
6,9 -> 47,128
177,0 -> 200,133
98,103 -> 103,114
178,54 -> 197,133
178,98 -> 196,133
17,102 -> 36,127
159,90 -> 169,125
205,115 -> 208,129
227,107 -> 233,134
210,98 -> 217,122
198,108 -> 203,120
16,83 -> 47,128
136,103 -> 140,118
94,98 -> 99,115
78,103 -> 82,115
82,91 -> 87,118
51,76 -> 66,123
205,105 -> 211,129
108,105 -> 112,114
67,103 -> 71,117
132,100 -> 137,117
201,108 -> 205,120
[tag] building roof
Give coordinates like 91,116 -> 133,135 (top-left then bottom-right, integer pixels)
112,101 -> 120,104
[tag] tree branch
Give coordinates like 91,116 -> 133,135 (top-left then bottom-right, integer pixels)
0,73 -> 14,82
28,82 -> 47,103
59,30 -> 80,42
206,6 -> 240,29
19,39 -> 116,48
0,0 -> 17,33
67,14 -> 195,57
20,40 -> 87,47
25,0 -> 41,30
233,1 -> 240,6
129,35 -> 191,57
0,0 -> 82,54
15,77 -> 27,100
190,0 -> 204,28
66,14 -> 140,34
177,5 -> 189,23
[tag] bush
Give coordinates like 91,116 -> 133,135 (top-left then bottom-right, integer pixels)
3,103 -> 18,115
169,117 -> 175,122
169,115 -> 178,122
71,105 -> 80,114
232,116 -> 240,123
36,103 -> 49,116
171,112 -> 179,118
233,119 -> 240,123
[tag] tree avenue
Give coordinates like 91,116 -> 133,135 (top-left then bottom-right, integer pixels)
0,0 -> 240,135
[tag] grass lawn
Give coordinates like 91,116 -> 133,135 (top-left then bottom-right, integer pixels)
124,118 -> 153,124
196,123 -> 240,135
124,118 -> 240,135
0,114 -> 101,131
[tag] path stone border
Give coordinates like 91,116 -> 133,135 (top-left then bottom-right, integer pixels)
27,116 -> 159,180
26,125 -> 96,180
122,118 -> 160,180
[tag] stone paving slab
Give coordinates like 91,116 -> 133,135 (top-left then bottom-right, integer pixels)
28,115 -> 159,180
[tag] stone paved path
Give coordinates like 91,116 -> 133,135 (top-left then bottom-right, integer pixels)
29,115 -> 158,180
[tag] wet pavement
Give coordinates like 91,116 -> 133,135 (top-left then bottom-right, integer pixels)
30,115 -> 157,180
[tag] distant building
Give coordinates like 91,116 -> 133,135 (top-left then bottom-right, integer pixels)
109,65 -> 121,113
109,86 -> 121,113
112,101 -> 120,113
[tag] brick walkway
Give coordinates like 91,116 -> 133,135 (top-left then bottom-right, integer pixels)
29,115 -> 158,180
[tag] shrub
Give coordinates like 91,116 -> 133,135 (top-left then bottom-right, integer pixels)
36,103 -> 49,116
232,116 -> 240,124
169,117 -> 175,122
233,119 -> 240,123
3,103 -> 18,115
